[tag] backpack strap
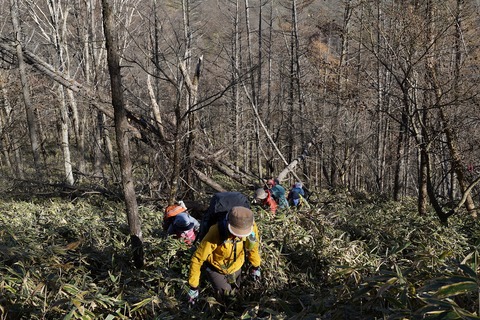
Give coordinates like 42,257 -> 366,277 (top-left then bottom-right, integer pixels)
217,217 -> 229,243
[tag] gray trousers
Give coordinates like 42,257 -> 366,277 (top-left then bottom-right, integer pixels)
205,266 -> 242,295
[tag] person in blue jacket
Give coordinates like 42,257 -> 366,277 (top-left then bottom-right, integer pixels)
266,178 -> 289,209
288,182 -> 306,207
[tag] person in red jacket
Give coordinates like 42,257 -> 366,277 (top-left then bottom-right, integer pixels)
254,188 -> 278,215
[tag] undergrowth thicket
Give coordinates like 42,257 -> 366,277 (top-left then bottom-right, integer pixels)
0,192 -> 479,319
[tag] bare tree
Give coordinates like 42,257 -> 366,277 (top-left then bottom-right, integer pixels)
45,0 -> 74,185
0,73 -> 24,179
81,0 -> 113,182
9,0 -> 42,172
424,0 -> 477,222
102,0 -> 144,268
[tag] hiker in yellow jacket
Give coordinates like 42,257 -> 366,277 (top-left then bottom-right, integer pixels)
187,206 -> 261,303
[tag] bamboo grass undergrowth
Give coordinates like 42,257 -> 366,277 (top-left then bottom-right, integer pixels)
0,193 -> 479,319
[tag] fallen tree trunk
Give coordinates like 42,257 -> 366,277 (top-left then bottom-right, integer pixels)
194,150 -> 257,186
192,167 -> 227,193
218,158 -> 258,182
277,134 -> 319,183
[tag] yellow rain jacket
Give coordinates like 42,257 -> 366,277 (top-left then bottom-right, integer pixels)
188,222 -> 261,288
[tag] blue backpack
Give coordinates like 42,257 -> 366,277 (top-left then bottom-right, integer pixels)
197,192 -> 250,241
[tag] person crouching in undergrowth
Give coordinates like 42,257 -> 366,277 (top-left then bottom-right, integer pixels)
187,206 -> 261,304
266,178 -> 289,210
164,202 -> 200,245
254,188 -> 278,215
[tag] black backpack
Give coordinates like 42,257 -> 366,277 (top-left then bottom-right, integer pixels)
197,192 -> 250,241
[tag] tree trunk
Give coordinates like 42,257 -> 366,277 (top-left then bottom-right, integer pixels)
0,78 -> 24,179
58,85 -> 75,185
93,111 -> 106,181
393,114 -> 407,201
287,0 -> 296,164
0,101 -> 13,174
66,88 -> 84,177
147,74 -> 167,143
243,0 -> 262,178
419,0 -> 434,217
418,145 -> 428,215
425,0 -> 476,221
232,0 -> 241,171
46,0 -> 74,186
192,167 -> 227,193
102,0 -> 144,268
182,0 -> 195,198
181,54 -> 202,199
194,150 -> 257,185
277,140 -> 314,183
241,81 -> 289,172
168,124 -> 182,205
446,0 -> 477,218
439,109 -> 477,218
9,0 -> 42,172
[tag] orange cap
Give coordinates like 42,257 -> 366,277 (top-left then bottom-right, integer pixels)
164,205 -> 185,219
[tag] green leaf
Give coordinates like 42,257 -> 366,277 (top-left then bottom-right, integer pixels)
63,309 -> 76,320
451,306 -> 480,319
438,250 -> 453,260
130,297 -> 153,312
435,281 -> 477,298
421,276 -> 475,292
458,264 -> 477,280
427,310 -> 462,320
461,251 -> 479,271
419,296 -> 459,308
63,284 -> 81,296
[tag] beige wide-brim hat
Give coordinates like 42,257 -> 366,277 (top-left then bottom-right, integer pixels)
255,188 -> 268,200
227,206 -> 254,237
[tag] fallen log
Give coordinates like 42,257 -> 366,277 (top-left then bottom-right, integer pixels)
192,167 -> 227,193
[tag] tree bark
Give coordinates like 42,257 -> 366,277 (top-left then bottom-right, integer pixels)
194,150 -> 256,185
9,0 -> 42,172
277,140 -> 314,183
287,0 -> 298,164
182,0 -> 195,199
102,0 -> 144,268
0,78 -> 24,179
180,55 -> 203,200
231,0 -> 241,171
192,167 -> 227,193
0,91 -> 13,174
147,74 -> 167,142
424,0 -> 476,221
446,0 -> 477,218
58,85 -> 75,185
46,0 -> 74,186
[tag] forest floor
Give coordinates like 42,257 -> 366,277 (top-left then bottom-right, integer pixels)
0,190 -> 479,319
